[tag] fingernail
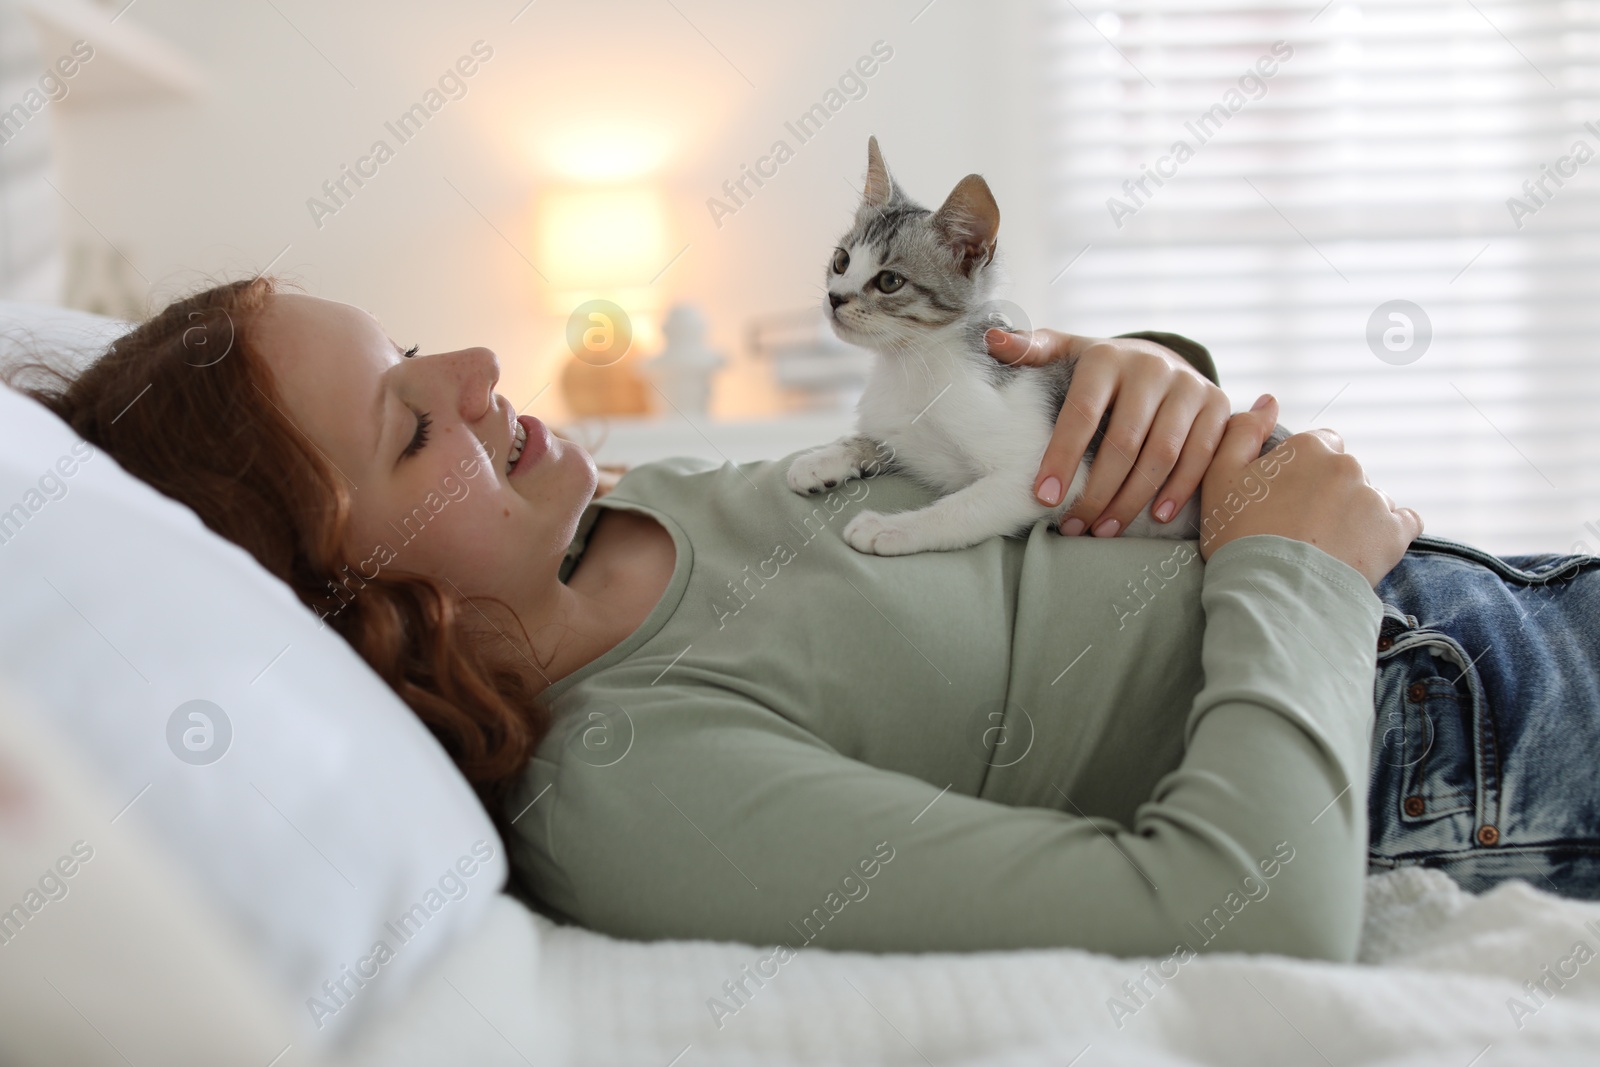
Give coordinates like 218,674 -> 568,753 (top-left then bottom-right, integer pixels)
1037,475 -> 1062,506
1252,393 -> 1273,411
1092,517 -> 1121,538
1153,500 -> 1175,523
986,327 -> 1008,348
1060,516 -> 1085,536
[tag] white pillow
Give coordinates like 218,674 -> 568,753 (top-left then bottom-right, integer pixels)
0,300 -> 129,378
0,684 -> 302,1066
0,303 -> 511,1052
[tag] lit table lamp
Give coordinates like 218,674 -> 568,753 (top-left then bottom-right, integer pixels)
536,185 -> 670,417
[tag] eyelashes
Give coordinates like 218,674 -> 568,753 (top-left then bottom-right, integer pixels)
402,411 -> 431,458
399,343 -> 426,457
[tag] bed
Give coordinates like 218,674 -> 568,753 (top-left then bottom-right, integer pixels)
344,866 -> 1600,1066
3,300 -> 1600,1067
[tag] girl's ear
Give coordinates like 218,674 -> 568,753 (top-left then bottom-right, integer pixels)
933,174 -> 1000,276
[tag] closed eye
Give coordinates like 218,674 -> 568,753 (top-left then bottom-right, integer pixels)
402,410 -> 431,459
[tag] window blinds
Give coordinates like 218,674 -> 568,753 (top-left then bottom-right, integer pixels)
1041,0 -> 1600,554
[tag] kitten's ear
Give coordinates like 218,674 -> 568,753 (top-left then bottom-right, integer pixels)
933,174 -> 999,276
863,135 -> 899,209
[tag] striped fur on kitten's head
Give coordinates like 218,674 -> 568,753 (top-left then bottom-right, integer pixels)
825,136 -> 1001,349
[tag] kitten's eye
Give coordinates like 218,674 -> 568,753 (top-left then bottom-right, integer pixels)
874,270 -> 905,293
831,248 -> 850,274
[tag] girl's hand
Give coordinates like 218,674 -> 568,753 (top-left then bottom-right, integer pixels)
985,328 -> 1231,537
1198,395 -> 1423,588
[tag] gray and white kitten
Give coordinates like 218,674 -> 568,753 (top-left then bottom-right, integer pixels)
787,136 -> 1289,556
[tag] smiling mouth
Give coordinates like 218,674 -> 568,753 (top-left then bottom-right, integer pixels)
505,418 -> 528,475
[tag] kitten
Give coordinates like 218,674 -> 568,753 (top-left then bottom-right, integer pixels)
786,136 -> 1290,556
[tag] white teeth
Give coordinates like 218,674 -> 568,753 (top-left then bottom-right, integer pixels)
506,419 -> 527,474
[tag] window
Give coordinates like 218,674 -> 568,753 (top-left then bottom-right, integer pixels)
1043,0 -> 1600,553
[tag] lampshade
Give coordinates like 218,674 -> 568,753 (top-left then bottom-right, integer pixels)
535,185 -> 670,294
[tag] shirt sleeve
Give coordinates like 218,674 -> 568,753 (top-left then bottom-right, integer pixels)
514,534 -> 1381,962
1116,331 -> 1221,386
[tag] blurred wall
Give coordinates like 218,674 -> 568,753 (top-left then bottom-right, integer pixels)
44,0 -> 1052,423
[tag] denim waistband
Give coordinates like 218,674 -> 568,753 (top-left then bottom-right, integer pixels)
1366,533 -> 1600,898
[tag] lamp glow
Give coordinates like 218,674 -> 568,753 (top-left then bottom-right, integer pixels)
535,186 -> 670,293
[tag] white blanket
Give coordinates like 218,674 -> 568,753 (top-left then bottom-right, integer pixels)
343,869 -> 1600,1066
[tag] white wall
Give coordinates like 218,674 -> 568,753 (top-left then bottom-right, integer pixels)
43,0 -> 1052,424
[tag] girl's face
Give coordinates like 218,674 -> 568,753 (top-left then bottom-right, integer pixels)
252,294 -> 597,605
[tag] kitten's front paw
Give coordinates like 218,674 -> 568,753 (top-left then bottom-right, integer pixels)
787,448 -> 860,496
842,510 -> 919,556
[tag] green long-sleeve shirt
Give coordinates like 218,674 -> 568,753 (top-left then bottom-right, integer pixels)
505,427 -> 1385,960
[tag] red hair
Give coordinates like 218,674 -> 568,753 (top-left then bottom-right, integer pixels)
5,277 -> 551,845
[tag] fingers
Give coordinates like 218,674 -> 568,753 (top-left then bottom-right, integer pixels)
1211,394 -> 1280,475
1301,426 -> 1344,453
1032,356 -> 1118,513
1399,506 -> 1424,540
1375,486 -> 1425,543
984,328 -> 1037,367
1090,380 -> 1215,534
1061,373 -> 1167,536
1148,389 -> 1229,525
986,328 -> 1073,367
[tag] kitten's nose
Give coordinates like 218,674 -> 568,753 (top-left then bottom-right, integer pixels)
828,292 -> 847,310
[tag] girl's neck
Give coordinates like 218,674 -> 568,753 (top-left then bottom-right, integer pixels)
521,506 -> 677,695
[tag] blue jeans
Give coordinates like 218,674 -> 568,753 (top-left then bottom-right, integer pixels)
1369,533 -> 1600,898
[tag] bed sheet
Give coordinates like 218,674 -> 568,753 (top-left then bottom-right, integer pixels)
338,869 -> 1600,1066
